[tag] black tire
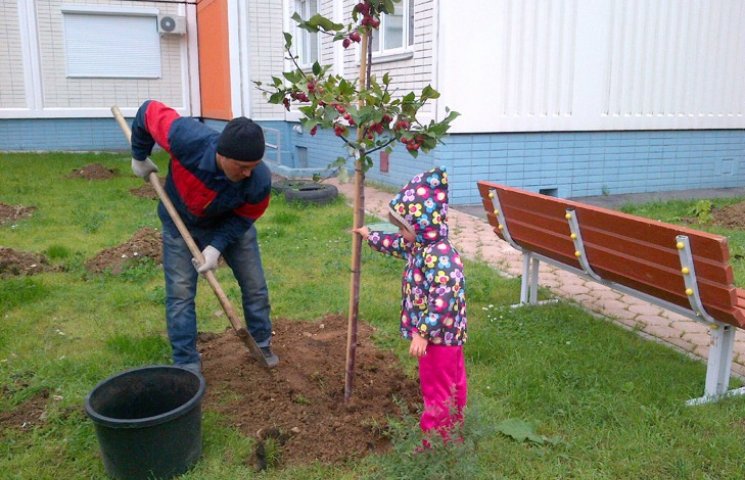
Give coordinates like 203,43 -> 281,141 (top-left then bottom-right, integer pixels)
284,182 -> 338,205
271,179 -> 317,194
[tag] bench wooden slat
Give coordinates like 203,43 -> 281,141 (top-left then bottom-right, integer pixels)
487,198 -> 733,285
477,181 -> 745,329
491,213 -> 736,311
496,187 -> 731,262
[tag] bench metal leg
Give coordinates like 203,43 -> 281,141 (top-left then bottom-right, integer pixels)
529,255 -> 539,304
705,325 -> 735,397
687,325 -> 745,405
520,253 -> 540,305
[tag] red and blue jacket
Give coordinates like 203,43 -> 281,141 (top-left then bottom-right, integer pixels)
130,100 -> 271,252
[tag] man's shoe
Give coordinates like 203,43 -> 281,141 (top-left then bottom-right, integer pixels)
260,346 -> 279,368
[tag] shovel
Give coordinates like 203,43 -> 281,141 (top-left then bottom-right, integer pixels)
111,105 -> 270,368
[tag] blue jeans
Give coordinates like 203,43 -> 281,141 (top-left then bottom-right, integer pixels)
162,225 -> 272,365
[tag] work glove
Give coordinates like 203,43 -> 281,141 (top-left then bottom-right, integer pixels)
131,157 -> 159,179
192,245 -> 221,274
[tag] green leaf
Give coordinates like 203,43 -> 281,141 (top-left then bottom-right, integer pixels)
299,105 -> 316,116
300,118 -> 319,132
296,13 -> 344,33
312,61 -> 322,76
382,0 -> 396,14
421,85 -> 441,101
496,418 -> 557,446
282,70 -> 304,84
283,32 -> 293,49
268,92 -> 285,104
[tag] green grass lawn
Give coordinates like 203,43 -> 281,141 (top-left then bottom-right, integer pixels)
2,153 -> 745,479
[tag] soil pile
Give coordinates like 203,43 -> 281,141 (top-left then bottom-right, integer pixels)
129,176 -> 166,200
68,164 -> 117,180
0,247 -> 57,277
84,227 -> 162,274
0,203 -> 36,225
712,202 -> 745,229
0,386 -> 51,432
201,313 -> 420,468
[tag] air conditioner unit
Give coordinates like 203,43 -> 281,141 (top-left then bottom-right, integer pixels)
157,15 -> 186,35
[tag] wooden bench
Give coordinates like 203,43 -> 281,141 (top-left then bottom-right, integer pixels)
477,181 -> 745,405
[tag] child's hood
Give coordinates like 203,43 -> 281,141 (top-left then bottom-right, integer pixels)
388,166 -> 449,244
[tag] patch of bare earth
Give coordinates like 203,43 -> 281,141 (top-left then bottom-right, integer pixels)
129,176 -> 166,200
85,227 -> 162,274
68,163 -> 117,180
200,313 -> 420,469
0,387 -> 51,432
0,203 -> 36,225
712,201 -> 745,229
0,247 -> 57,277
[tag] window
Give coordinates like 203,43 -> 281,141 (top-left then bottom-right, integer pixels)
370,0 -> 414,54
293,0 -> 319,67
62,6 -> 160,78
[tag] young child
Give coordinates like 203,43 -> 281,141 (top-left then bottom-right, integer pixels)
353,166 -> 467,447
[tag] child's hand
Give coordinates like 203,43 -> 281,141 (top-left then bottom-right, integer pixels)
352,226 -> 370,237
409,334 -> 428,358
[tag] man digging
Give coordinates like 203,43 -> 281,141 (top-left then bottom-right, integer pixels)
130,99 -> 278,372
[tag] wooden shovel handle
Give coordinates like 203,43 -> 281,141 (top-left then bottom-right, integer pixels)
111,106 -> 268,366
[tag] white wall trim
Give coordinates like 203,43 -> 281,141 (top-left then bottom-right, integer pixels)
228,0 -> 241,118
59,4 -> 159,16
239,0 -> 252,117
185,3 -> 200,116
432,0 -> 440,122
19,0 -> 42,111
333,0 -> 344,77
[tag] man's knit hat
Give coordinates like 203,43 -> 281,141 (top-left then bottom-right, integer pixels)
217,117 -> 265,162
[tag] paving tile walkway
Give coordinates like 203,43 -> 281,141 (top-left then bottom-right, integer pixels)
328,178 -> 745,377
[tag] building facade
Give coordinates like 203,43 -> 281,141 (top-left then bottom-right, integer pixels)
2,0 -> 744,205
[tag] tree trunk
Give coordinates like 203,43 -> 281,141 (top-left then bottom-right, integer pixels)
344,31 -> 370,403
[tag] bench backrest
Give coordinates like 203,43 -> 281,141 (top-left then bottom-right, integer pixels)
477,181 -> 745,329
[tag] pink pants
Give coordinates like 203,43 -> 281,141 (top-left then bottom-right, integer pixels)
418,345 -> 467,442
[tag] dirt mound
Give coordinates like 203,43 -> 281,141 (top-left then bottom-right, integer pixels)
0,388 -> 51,431
201,313 -> 420,469
129,176 -> 166,200
0,203 -> 36,225
713,201 -> 745,229
68,163 -> 117,180
0,247 -> 57,277
85,227 -> 162,274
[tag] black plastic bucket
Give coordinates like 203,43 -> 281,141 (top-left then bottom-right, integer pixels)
85,366 -> 206,480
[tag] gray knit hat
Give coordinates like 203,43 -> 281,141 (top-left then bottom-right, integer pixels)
217,117 -> 265,161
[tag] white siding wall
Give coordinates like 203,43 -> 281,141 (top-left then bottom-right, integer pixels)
341,0 -> 435,116
438,0 -> 745,133
0,1 -> 27,108
1,0 -> 193,118
258,0 -> 437,122
247,0 -> 286,120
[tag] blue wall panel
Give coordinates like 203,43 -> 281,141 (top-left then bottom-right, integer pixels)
0,118 -> 130,152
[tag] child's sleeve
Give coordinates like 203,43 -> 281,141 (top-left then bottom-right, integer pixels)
365,230 -> 409,259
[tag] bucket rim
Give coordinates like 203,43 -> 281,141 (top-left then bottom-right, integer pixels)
84,365 -> 206,428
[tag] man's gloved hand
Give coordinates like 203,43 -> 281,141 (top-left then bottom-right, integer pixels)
131,157 -> 159,179
192,245 -> 221,274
